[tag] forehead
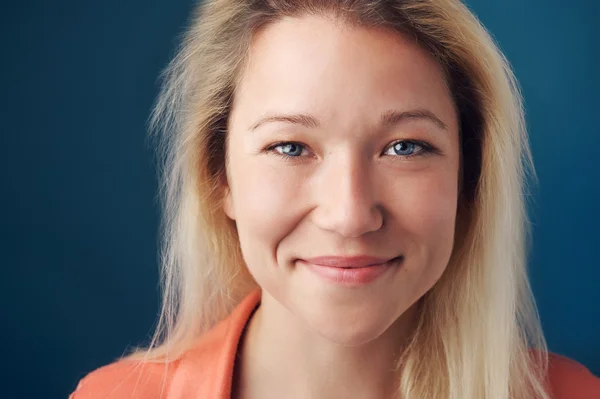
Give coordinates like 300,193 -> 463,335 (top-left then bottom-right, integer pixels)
230,15 -> 458,135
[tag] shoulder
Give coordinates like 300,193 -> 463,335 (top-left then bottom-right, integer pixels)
68,357 -> 179,399
547,352 -> 600,399
70,290 -> 262,399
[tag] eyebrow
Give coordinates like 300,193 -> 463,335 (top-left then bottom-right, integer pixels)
248,108 -> 448,132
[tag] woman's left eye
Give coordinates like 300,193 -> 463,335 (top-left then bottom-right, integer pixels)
383,140 -> 432,158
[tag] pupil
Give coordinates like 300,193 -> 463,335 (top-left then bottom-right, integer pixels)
394,142 -> 413,155
284,143 -> 299,155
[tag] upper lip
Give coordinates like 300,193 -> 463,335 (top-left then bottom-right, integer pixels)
301,255 -> 399,268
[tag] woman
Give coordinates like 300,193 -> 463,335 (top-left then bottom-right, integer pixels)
70,0 -> 600,398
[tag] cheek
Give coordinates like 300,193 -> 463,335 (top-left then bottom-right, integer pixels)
228,158 -> 303,262
410,175 -> 457,240
394,168 -> 459,280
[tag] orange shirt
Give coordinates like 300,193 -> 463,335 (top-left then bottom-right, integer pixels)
69,289 -> 600,398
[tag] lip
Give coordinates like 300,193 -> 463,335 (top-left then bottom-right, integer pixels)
302,255 -> 397,268
298,256 -> 403,287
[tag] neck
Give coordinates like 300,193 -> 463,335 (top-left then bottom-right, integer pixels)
233,291 -> 418,399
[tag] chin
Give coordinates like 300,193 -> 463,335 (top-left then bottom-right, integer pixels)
296,299 -> 405,347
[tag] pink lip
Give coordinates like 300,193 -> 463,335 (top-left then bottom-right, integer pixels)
302,255 -> 395,268
299,256 -> 402,286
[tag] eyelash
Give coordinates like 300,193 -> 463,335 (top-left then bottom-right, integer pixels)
264,139 -> 439,162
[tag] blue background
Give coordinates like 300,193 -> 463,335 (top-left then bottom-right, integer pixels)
1,0 -> 598,397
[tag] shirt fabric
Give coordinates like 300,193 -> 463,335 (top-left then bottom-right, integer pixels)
69,289 -> 600,399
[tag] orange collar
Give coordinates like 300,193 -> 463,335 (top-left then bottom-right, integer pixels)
166,289 -> 262,398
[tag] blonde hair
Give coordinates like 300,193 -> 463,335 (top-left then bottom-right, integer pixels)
126,0 -> 550,398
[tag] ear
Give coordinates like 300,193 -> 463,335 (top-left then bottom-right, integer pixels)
223,184 -> 236,220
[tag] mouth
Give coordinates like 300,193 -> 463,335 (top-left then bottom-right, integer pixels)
298,256 -> 403,287
301,255 -> 403,268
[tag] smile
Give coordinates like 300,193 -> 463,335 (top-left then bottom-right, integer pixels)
297,256 -> 403,287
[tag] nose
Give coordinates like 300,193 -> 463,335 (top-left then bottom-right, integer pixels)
312,152 -> 384,238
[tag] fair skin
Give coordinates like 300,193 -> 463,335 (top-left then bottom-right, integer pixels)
224,15 -> 460,399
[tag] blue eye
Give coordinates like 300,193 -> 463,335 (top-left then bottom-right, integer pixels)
394,141 -> 416,155
272,142 -> 305,157
383,140 -> 429,157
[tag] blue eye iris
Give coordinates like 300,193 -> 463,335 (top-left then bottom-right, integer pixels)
392,141 -> 416,156
278,143 -> 303,157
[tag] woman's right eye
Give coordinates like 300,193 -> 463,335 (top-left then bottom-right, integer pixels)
266,141 -> 309,158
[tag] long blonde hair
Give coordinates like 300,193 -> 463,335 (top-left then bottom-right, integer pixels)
126,0 -> 550,397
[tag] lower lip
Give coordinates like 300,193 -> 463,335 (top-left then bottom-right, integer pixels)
299,257 -> 402,287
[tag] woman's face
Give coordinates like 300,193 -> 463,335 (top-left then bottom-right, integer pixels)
224,15 -> 460,345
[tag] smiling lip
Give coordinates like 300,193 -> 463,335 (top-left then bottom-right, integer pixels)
299,255 -> 402,286
302,255 -> 396,268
